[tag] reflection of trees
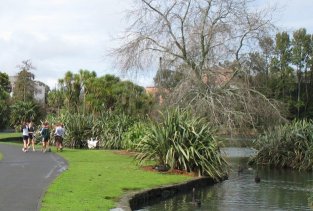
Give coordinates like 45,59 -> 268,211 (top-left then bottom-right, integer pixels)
146,160 -> 312,210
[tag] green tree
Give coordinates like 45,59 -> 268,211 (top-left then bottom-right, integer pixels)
291,28 -> 312,118
56,71 -> 153,117
78,69 -> 97,114
10,101 -> 37,130
112,80 -> 153,115
57,70 -> 97,113
12,60 -> 36,102
59,71 -> 81,112
47,88 -> 65,115
0,72 -> 11,93
308,34 -> 313,117
84,74 -> 152,116
0,72 -> 11,129
271,31 -> 293,100
259,36 -> 275,77
242,37 -> 273,87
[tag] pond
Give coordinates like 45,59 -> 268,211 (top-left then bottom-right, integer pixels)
139,148 -> 313,211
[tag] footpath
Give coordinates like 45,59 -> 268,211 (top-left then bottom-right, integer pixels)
0,143 -> 67,211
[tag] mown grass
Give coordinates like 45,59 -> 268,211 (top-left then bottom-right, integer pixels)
41,149 -> 191,211
0,132 -> 20,139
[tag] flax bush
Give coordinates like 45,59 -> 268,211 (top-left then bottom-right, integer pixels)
92,111 -> 136,149
250,120 -> 313,171
122,122 -> 149,150
136,108 -> 228,180
61,112 -> 93,148
50,111 -> 135,149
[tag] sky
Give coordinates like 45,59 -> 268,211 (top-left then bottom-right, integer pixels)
1,0 -> 313,89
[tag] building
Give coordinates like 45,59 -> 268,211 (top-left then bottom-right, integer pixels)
145,86 -> 169,105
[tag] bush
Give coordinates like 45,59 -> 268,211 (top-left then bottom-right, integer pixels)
122,122 -> 149,150
92,111 -> 137,149
136,108 -> 228,180
47,111 -> 137,149
250,120 -> 313,171
60,112 -> 93,148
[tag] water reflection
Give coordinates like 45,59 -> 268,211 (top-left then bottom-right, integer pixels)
141,148 -> 313,211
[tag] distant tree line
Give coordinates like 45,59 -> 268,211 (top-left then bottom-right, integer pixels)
0,63 -> 153,130
48,70 -> 153,117
245,28 -> 313,119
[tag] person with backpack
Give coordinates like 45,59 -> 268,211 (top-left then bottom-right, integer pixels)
40,121 -> 50,153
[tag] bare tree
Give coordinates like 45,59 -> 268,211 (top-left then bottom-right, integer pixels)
112,0 -> 285,133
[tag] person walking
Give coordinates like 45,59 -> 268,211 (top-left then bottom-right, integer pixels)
54,123 -> 65,152
27,121 -> 36,151
22,121 -> 29,152
40,121 -> 50,153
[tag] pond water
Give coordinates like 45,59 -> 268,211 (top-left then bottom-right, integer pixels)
139,148 -> 313,211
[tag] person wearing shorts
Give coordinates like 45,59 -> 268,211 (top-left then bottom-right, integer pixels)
40,121 -> 50,153
22,122 -> 29,152
54,123 -> 65,152
28,121 -> 35,151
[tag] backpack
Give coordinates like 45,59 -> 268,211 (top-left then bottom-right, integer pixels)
41,128 -> 49,138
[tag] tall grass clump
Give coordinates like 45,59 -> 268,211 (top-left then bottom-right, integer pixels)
47,111 -> 137,149
250,120 -> 313,171
93,111 -> 136,149
61,112 -> 93,148
136,108 -> 228,180
122,122 -> 149,150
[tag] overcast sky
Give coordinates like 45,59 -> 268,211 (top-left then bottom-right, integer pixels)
1,0 -> 313,89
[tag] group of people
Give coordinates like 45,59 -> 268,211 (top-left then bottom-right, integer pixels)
21,121 -> 65,153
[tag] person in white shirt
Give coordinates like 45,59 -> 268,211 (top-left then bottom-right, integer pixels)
54,123 -> 65,152
21,122 -> 29,152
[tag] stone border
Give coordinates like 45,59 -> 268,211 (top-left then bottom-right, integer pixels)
112,176 -> 219,211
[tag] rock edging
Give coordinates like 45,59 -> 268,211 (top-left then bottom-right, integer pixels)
112,176 -> 218,211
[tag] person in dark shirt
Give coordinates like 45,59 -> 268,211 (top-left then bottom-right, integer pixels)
27,121 -> 36,151
40,121 -> 50,153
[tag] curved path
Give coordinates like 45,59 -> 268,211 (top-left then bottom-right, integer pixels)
0,143 -> 67,211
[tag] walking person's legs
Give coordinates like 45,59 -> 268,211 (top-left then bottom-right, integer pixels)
23,138 -> 27,152
42,139 -> 46,152
27,138 -> 31,149
22,136 -> 28,152
55,136 -> 59,151
60,137 -> 63,151
31,139 -> 35,151
47,139 -> 50,152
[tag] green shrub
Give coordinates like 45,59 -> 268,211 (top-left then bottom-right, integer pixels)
250,120 -> 313,171
61,112 -> 93,148
47,111 -> 136,149
92,111 -> 136,149
122,121 -> 149,150
136,108 -> 228,180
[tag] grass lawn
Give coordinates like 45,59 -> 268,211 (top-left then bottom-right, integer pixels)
0,132 -> 20,139
41,149 -> 191,211
0,152 -> 2,160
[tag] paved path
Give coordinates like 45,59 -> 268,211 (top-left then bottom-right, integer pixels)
0,143 -> 67,211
